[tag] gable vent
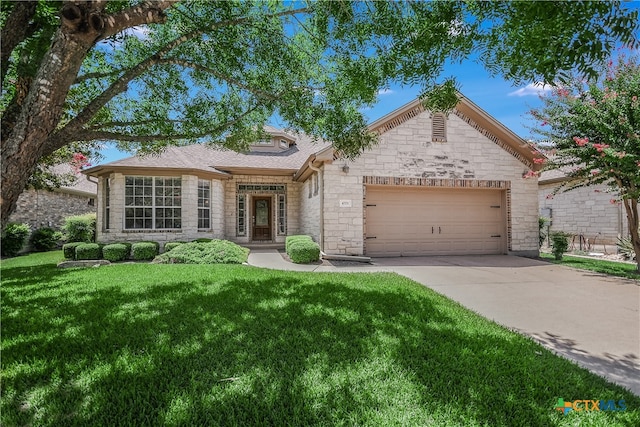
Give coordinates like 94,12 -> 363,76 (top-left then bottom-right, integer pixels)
431,113 -> 447,142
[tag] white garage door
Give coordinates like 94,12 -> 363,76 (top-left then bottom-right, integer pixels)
365,186 -> 506,257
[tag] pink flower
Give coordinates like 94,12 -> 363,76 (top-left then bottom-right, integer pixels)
592,143 -> 609,152
591,169 -> 600,175
533,157 -> 545,164
610,199 -> 618,205
573,136 -> 589,146
633,96 -> 638,102
522,170 -> 539,179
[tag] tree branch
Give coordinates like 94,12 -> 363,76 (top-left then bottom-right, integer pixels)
99,0 -> 178,41
157,58 -> 281,101
1,1 -> 38,87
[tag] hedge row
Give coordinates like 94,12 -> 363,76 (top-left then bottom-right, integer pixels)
285,235 -> 320,264
62,241 -> 161,261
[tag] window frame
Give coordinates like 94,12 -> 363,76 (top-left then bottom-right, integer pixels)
124,176 -> 182,230
197,179 -> 211,230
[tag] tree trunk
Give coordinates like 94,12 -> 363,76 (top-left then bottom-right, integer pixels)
1,24 -> 95,229
621,198 -> 640,273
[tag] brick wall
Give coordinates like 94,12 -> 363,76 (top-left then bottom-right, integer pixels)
322,110 -> 539,256
9,189 -> 96,230
539,182 -> 630,244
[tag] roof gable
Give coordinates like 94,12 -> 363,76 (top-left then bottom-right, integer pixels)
368,95 -> 542,170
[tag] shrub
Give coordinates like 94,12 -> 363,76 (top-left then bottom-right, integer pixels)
62,242 -> 84,259
286,235 -> 313,252
193,238 -> 212,243
538,217 -> 548,248
617,235 -> 637,261
102,244 -> 129,262
75,243 -> 102,260
1,223 -> 31,257
30,227 -> 62,252
62,213 -> 96,242
287,240 -> 321,264
550,232 -> 570,260
163,242 -> 186,252
119,242 -> 133,256
153,240 -> 249,264
132,242 -> 159,261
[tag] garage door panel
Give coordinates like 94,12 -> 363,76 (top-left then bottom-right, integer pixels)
365,187 -> 506,257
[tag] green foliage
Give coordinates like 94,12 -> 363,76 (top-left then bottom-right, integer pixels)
617,235 -> 637,261
154,240 -> 249,264
163,242 -> 185,253
287,239 -> 321,264
62,242 -> 84,260
531,52 -> 640,269
285,235 -> 313,252
75,243 -> 102,260
62,213 -> 96,243
1,222 -> 31,257
550,232 -> 571,261
102,243 -> 129,262
192,238 -> 212,243
538,217 -> 548,248
29,227 -> 62,252
131,242 -> 159,261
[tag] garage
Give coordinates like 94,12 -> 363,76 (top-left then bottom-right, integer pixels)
365,186 -> 507,257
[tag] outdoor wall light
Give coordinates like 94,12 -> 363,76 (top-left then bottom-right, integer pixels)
342,164 -> 350,173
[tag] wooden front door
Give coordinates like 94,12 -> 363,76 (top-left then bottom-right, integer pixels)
252,197 -> 272,241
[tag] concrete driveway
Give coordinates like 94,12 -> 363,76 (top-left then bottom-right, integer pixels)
247,251 -> 640,395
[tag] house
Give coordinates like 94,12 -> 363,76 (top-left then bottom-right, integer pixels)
9,168 -> 97,230
538,169 -> 629,246
84,95 -> 542,257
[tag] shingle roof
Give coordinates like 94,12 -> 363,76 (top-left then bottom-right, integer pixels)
85,130 -> 331,176
50,164 -> 97,196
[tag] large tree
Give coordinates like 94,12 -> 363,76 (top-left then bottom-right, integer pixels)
530,53 -> 640,271
2,1 -> 639,228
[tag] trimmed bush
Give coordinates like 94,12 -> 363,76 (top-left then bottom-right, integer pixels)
62,213 -> 96,243
30,227 -> 62,252
1,223 -> 31,257
102,244 -> 129,262
75,243 -> 102,260
132,242 -> 159,261
62,242 -> 84,259
285,235 -> 313,252
550,231 -> 571,260
193,238 -> 213,243
154,240 -> 249,264
287,240 -> 321,264
163,242 -> 186,253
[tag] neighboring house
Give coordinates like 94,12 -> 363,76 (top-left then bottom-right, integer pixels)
9,168 -> 97,230
538,169 -> 630,245
84,95 -> 541,257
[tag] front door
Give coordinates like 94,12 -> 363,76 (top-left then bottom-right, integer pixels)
252,197 -> 272,241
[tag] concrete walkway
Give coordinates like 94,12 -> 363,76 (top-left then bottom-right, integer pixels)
247,250 -> 640,395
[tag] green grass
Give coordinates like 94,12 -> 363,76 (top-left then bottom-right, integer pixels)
540,252 -> 640,280
2,251 -> 639,426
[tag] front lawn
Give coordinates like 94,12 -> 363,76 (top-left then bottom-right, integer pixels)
2,252 -> 639,426
540,252 -> 639,280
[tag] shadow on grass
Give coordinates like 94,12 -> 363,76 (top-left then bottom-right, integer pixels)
2,266 -> 639,426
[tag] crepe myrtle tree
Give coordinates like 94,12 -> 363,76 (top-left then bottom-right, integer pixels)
530,53 -> 640,272
2,1 -> 639,228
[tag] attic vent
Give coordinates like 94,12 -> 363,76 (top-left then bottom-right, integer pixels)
431,113 -> 447,142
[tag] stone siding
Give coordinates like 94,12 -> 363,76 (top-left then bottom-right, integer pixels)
322,110 -> 539,256
299,172 -> 322,243
538,182 -> 630,245
9,189 -> 96,230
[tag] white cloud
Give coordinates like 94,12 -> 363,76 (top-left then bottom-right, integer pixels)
377,88 -> 394,96
508,82 -> 552,97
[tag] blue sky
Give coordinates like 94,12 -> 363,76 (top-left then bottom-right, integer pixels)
99,61 -> 547,164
